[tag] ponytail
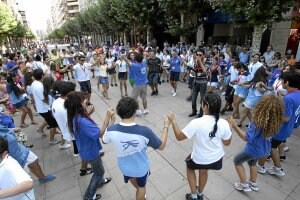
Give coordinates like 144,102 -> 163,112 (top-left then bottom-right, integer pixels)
203,92 -> 221,139
209,113 -> 219,139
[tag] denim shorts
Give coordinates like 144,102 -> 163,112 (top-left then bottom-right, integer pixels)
234,151 -> 257,166
99,76 -> 108,84
244,96 -> 261,110
148,73 -> 159,85
13,99 -> 28,109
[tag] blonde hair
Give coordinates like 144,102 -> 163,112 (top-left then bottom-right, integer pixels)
252,95 -> 284,138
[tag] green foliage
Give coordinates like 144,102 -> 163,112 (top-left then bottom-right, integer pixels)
158,0 -> 210,37
210,0 -> 295,26
0,2 -> 18,36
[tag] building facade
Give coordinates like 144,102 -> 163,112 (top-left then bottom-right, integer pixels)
1,0 -> 29,27
78,0 -> 97,12
50,0 -> 79,29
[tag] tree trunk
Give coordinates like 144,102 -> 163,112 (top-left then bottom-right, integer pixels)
123,32 -> 127,46
251,25 -> 265,54
180,12 -> 186,43
146,27 -> 151,44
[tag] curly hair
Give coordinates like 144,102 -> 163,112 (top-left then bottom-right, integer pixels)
252,95 -> 284,138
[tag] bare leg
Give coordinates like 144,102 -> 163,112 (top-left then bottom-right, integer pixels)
238,107 -> 250,125
187,168 -> 197,194
271,148 -> 281,168
49,128 -> 56,142
124,82 -> 128,95
249,165 -> 257,183
142,98 -> 147,110
258,156 -> 267,167
198,169 -> 208,193
235,164 -> 247,183
27,159 -> 45,179
19,106 -> 27,126
25,105 -> 35,123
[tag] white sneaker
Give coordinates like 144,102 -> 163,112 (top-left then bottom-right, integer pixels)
283,146 -> 289,152
49,139 -> 59,145
248,181 -> 259,191
59,143 -> 71,149
136,110 -> 142,116
143,109 -> 149,115
73,154 -> 79,157
221,92 -> 226,95
234,182 -> 251,192
257,164 -> 267,174
267,166 -> 285,176
172,92 -> 177,97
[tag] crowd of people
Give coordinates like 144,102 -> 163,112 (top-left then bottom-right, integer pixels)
0,40 -> 299,200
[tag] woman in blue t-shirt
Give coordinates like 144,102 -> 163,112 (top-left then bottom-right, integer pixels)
227,95 -> 284,192
64,91 -> 114,200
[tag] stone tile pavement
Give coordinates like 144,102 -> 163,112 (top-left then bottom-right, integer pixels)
13,78 -> 300,200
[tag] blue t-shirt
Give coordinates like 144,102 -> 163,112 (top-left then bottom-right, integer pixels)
273,91 -> 300,141
170,57 -> 181,72
267,68 -> 281,86
0,126 -> 29,167
239,52 -> 249,64
0,114 -> 15,128
244,122 -> 271,158
103,123 -> 162,177
128,60 -> 136,79
130,61 -> 148,86
73,115 -> 102,161
6,61 -> 18,74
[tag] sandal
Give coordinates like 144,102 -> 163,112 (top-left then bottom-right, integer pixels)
31,121 -> 38,125
95,194 -> 101,200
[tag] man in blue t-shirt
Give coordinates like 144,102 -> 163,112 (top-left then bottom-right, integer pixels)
102,97 -> 170,200
258,71 -> 300,176
170,50 -> 182,97
123,53 -> 149,116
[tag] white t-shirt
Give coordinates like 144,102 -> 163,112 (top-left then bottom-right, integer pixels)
116,60 -> 127,72
25,62 -> 33,69
162,55 -> 170,67
31,80 -> 49,113
273,77 -> 287,96
93,65 -> 100,77
229,66 -> 239,88
33,61 -> 50,75
52,98 -> 73,141
182,115 -> 232,164
106,57 -> 115,67
73,63 -> 91,82
0,155 -> 35,200
248,61 -> 263,80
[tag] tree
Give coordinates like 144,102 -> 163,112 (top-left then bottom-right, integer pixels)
0,2 -> 17,36
210,0 -> 295,53
158,0 -> 210,43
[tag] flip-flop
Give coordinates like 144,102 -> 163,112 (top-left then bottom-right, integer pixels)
95,194 -> 101,200
103,177 -> 112,184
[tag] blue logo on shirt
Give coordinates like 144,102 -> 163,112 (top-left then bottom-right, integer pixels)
121,140 -> 139,150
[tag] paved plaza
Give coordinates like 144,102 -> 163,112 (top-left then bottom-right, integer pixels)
15,78 -> 300,200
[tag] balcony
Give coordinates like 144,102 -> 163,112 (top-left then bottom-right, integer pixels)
68,9 -> 79,14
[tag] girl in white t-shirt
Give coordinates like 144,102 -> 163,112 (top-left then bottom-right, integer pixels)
167,92 -> 232,200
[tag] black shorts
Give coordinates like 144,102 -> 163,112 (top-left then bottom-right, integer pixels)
271,138 -> 284,149
79,80 -> 92,93
118,72 -> 128,80
170,72 -> 180,81
185,154 -> 223,170
39,111 -> 58,128
124,171 -> 150,188
107,68 -> 116,75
